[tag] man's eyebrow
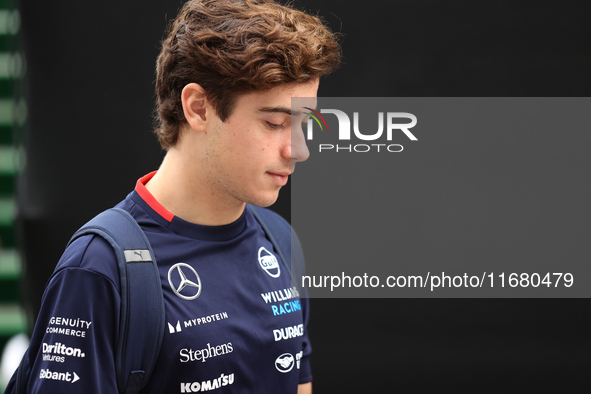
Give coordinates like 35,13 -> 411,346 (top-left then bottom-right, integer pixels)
257,106 -> 303,116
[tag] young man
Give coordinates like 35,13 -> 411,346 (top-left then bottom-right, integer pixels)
7,0 -> 340,393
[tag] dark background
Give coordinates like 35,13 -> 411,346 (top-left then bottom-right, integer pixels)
16,0 -> 591,392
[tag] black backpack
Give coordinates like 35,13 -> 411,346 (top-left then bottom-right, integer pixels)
5,204 -> 304,394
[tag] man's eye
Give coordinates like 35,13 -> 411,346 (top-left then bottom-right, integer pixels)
266,121 -> 285,130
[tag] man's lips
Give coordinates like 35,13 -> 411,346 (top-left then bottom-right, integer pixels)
267,171 -> 291,186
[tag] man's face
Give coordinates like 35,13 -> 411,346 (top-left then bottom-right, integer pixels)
202,79 -> 318,208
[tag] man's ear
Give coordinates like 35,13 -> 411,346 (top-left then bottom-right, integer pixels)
181,83 -> 209,131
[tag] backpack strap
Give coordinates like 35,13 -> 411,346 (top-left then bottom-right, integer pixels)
66,208 -> 165,394
247,205 -> 306,292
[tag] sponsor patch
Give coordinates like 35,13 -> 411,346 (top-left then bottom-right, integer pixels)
180,342 -> 233,363
39,368 -> 80,383
275,353 -> 294,373
42,342 -> 85,363
273,324 -> 304,341
168,312 -> 230,334
45,316 -> 92,338
275,351 -> 303,373
258,247 -> 280,278
168,263 -> 202,300
180,373 -> 234,393
271,300 -> 301,316
260,287 -> 299,304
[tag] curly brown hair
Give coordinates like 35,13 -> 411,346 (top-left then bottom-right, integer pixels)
153,0 -> 341,149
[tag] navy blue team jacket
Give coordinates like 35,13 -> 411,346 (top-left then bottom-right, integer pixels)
23,172 -> 311,393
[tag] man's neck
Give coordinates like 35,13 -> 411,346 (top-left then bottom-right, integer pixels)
144,149 -> 245,226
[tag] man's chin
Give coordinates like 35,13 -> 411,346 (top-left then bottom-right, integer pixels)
245,189 -> 281,208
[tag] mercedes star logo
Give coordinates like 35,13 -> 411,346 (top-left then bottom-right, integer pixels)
168,263 -> 202,300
